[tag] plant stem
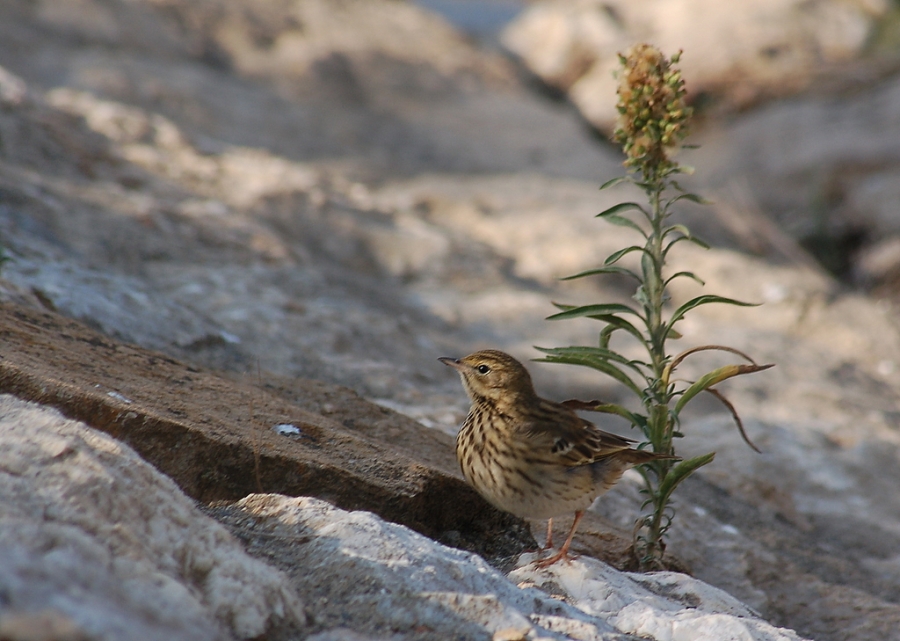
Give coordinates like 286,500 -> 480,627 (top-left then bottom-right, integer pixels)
639,179 -> 675,568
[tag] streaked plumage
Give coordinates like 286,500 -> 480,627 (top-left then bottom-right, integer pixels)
440,349 -> 670,567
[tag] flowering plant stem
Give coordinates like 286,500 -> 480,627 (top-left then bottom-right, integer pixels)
538,45 -> 772,569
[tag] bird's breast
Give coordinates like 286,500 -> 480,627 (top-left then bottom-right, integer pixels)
454,409 -> 603,519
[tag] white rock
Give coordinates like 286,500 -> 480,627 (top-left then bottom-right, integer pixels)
232,493 -> 807,640
0,395 -> 306,640
512,560 -> 807,641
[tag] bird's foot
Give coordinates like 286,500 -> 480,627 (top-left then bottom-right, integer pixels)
533,548 -> 578,569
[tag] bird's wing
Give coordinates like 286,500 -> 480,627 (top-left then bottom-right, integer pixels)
519,399 -> 637,468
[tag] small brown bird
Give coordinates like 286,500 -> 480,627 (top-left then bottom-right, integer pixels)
440,349 -> 671,567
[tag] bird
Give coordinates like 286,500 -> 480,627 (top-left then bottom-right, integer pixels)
440,349 -> 673,568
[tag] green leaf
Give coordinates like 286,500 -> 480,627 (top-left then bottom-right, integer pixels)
663,223 -> 710,246
657,452 -> 715,504
663,225 -> 711,255
666,295 -> 757,335
597,315 -> 646,346
605,245 -> 646,266
599,325 -> 613,349
561,265 -> 641,282
668,165 -> 695,177
535,347 -> 644,396
664,271 -> 705,287
536,345 -> 645,372
591,403 -> 645,428
663,223 -> 693,239
667,192 -> 711,207
604,214 -> 649,238
547,303 -> 643,322
559,400 -> 645,429
673,363 -> 772,416
597,202 -> 649,220
599,176 -> 631,190
664,234 -> 711,255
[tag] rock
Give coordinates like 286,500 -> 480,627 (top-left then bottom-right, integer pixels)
0,1 -> 899,640
0,303 -> 532,562
0,390 -> 807,641
685,70 -> 900,291
211,493 -> 808,641
854,236 -> 900,291
0,0 -> 613,180
0,609 -> 90,641
501,0 -> 889,130
512,561 -> 808,641
0,394 -> 307,641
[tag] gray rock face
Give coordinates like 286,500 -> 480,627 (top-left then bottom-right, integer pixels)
0,1 -> 899,640
0,395 -> 306,641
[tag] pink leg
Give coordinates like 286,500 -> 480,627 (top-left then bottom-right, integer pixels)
541,518 -> 554,551
534,511 -> 583,568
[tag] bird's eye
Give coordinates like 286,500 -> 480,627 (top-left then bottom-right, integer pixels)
476,364 -> 491,374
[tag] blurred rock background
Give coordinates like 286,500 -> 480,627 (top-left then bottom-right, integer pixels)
1,1 -> 900,640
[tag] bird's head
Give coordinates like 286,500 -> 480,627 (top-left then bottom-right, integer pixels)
439,349 -> 537,405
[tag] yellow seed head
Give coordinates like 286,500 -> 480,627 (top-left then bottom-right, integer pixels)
613,44 -> 691,180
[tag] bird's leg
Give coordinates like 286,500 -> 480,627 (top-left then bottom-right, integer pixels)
533,511 -> 583,568
541,518 -> 554,551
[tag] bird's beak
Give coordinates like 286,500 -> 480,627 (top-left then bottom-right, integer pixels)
438,356 -> 465,371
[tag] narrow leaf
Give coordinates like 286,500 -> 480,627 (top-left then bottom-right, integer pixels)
599,176 -> 631,190
604,213 -> 649,238
667,192 -> 711,207
657,452 -> 715,504
705,388 -> 762,453
547,303 -> 642,321
595,314 -> 646,345
605,245 -> 646,266
535,349 -> 644,396
664,271 -> 705,287
558,400 -> 644,428
537,355 -> 643,396
663,223 -> 694,238
663,233 -> 710,256
559,398 -> 612,412
669,165 -> 695,177
597,202 -> 648,219
561,266 -> 641,282
666,295 -> 758,335
673,363 -> 774,416
663,224 -> 710,250
536,345 -> 645,372
668,344 -> 763,374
